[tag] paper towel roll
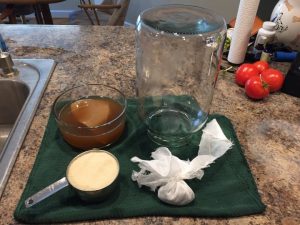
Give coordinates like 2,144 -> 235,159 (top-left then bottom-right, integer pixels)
228,0 -> 261,64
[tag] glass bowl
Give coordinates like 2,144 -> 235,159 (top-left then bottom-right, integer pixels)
53,84 -> 127,150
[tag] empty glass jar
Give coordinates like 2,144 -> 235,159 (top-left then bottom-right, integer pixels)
136,5 -> 226,146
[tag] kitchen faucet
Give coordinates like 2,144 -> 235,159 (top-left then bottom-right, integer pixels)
0,50 -> 18,77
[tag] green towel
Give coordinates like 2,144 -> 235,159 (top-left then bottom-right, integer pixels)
14,99 -> 265,223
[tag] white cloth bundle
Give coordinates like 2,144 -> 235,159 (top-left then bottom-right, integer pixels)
131,119 -> 233,206
198,119 -> 233,158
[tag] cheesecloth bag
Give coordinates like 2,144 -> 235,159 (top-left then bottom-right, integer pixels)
131,119 -> 233,206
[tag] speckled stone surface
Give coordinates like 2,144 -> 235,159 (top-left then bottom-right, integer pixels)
0,25 -> 299,225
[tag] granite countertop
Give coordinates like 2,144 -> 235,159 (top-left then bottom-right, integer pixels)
0,25 -> 299,225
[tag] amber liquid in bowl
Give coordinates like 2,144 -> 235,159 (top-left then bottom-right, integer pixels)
58,97 -> 125,149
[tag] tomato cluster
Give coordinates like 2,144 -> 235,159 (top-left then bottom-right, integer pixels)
235,61 -> 285,100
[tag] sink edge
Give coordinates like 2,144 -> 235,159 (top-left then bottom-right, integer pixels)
0,59 -> 56,198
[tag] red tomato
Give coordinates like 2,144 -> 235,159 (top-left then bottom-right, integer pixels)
235,63 -> 259,86
253,61 -> 269,73
261,68 -> 285,92
245,76 -> 269,100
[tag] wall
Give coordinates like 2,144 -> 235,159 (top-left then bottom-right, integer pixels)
50,0 -> 240,23
49,0 -> 278,23
50,0 -> 78,10
49,0 -> 78,18
126,0 -> 240,24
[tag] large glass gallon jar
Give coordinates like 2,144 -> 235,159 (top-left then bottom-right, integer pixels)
136,5 -> 226,146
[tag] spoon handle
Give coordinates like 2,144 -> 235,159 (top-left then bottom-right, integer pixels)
25,177 -> 69,208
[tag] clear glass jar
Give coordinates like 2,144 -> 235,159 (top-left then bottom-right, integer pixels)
136,5 -> 226,146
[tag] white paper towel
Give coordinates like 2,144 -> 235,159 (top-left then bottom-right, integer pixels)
228,0 -> 261,64
131,119 -> 233,206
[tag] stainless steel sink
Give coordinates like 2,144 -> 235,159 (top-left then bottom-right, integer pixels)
0,80 -> 30,151
0,59 -> 56,197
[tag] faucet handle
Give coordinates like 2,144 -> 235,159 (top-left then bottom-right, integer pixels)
0,52 -> 16,77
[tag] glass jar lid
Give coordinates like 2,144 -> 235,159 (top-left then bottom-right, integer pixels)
138,4 -> 226,36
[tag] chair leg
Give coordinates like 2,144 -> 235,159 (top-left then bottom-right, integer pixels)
40,4 -> 53,24
83,8 -> 95,25
8,13 -> 17,24
20,15 -> 27,24
33,4 -> 43,24
92,8 -> 100,25
108,0 -> 130,26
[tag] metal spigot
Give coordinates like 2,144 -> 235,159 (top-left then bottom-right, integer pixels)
0,51 -> 18,77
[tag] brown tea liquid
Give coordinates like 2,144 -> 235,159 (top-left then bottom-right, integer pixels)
58,97 -> 125,149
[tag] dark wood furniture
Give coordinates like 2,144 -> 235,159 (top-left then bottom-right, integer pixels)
0,0 -> 65,24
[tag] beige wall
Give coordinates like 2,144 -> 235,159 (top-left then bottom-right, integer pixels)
127,0 -> 240,24
50,0 -> 78,10
50,0 -> 240,23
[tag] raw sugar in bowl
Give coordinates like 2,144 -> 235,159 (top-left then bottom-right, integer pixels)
53,84 -> 127,149
25,149 -> 120,208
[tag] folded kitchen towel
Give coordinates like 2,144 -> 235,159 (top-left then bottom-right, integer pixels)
14,99 -> 265,223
